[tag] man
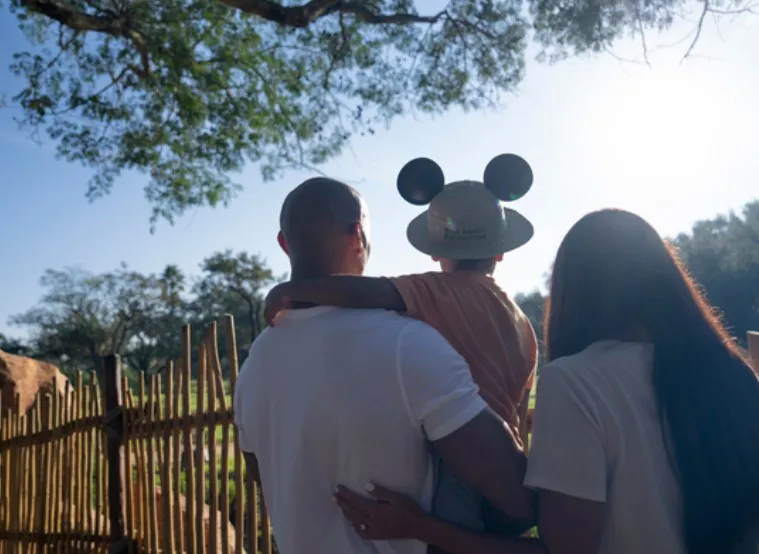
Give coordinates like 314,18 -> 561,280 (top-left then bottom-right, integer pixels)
233,177 -> 532,554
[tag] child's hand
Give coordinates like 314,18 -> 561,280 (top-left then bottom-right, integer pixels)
264,283 -> 292,327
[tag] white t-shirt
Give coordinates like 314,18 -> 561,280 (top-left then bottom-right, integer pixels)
234,306 -> 487,554
524,340 -> 685,554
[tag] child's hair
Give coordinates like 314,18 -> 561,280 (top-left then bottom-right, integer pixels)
452,258 -> 498,273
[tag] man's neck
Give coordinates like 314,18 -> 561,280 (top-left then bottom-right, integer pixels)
290,267 -> 334,282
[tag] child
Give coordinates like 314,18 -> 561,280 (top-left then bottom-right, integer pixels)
265,155 -> 539,542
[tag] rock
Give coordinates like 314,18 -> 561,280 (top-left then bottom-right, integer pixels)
0,349 -> 71,415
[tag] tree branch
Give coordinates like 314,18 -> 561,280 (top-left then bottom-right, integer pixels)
682,0 -> 710,61
20,0 -> 117,32
214,0 -> 447,27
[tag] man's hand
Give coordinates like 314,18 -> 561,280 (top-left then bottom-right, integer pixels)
264,283 -> 292,326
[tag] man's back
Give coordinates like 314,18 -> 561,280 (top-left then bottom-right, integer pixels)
234,306 -> 486,554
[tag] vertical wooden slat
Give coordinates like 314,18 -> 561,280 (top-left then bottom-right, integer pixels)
195,344 -> 207,554
24,401 -> 33,554
0,398 -> 6,554
0,399 -> 6,554
83,377 -> 94,546
18,402 -> 28,553
75,373 -> 86,554
182,325 -> 197,554
171,361 -> 183,554
182,324 -> 196,554
44,393 -> 54,554
162,363 -> 175,554
61,388 -> 73,551
260,495 -> 272,554
102,355 -> 127,554
51,387 -> 62,554
93,379 -> 104,550
206,334 -> 219,554
36,400 -> 44,554
137,378 -> 150,551
8,396 -> 20,554
209,321 -> 230,554
147,375 -> 160,554
34,399 -> 46,554
224,314 -> 246,554
23,402 -> 37,554
120,376 -> 133,550
125,389 -> 143,552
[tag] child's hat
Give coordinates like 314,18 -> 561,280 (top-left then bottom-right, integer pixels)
397,154 -> 534,259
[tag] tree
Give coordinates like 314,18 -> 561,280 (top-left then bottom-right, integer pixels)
515,290 -> 546,348
673,200 -> 759,345
0,333 -> 33,356
9,264 -> 187,373
192,250 -> 282,351
5,0 -> 734,228
8,252 -> 280,375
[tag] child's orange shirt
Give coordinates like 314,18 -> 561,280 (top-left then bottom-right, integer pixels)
390,271 -> 538,439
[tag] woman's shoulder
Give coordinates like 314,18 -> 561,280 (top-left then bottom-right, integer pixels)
540,340 -> 653,396
546,340 -> 651,371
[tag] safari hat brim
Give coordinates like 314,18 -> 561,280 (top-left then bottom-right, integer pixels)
406,207 -> 533,259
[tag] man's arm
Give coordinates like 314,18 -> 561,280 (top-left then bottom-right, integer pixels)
265,276 -> 406,323
432,410 -> 536,529
396,321 -> 536,529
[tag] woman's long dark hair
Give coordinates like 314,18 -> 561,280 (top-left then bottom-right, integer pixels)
544,209 -> 759,554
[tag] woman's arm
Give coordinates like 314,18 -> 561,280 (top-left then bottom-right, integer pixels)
335,484 -> 603,554
265,276 -> 405,324
335,484 -> 545,554
420,490 -> 604,554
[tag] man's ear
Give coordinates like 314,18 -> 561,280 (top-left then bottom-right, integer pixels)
350,222 -> 365,251
495,254 -> 504,263
277,231 -> 290,256
431,256 -> 442,263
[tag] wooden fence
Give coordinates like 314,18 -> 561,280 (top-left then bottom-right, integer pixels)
0,315 -> 271,554
0,325 -> 758,554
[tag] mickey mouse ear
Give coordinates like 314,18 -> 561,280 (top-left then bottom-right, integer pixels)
397,158 -> 445,206
483,154 -> 533,202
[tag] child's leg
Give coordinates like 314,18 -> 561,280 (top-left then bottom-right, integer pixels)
427,450 -> 485,554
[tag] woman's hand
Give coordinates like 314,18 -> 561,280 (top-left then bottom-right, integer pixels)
334,482 -> 430,541
264,283 -> 292,327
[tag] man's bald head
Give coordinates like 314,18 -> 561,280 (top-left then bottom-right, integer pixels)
278,177 -> 370,278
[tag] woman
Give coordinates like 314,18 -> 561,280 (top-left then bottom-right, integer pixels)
335,208 -> 759,554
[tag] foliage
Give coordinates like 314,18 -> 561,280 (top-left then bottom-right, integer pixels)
514,290 -> 545,346
7,250 -> 282,373
674,200 -> 759,346
4,0 -> 742,228
191,250 -> 281,349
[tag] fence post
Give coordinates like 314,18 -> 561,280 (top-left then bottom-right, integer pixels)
102,355 -> 129,554
748,331 -> 759,371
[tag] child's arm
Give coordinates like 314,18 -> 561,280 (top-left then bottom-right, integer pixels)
264,276 -> 407,325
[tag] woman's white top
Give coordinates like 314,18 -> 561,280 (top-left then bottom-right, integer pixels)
525,340 -> 685,554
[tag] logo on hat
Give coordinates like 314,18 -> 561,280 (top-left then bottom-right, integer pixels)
396,154 -> 535,259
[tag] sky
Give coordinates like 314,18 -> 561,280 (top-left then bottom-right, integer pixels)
1,7 -> 758,339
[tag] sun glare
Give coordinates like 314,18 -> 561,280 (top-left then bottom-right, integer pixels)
575,62 -> 753,223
